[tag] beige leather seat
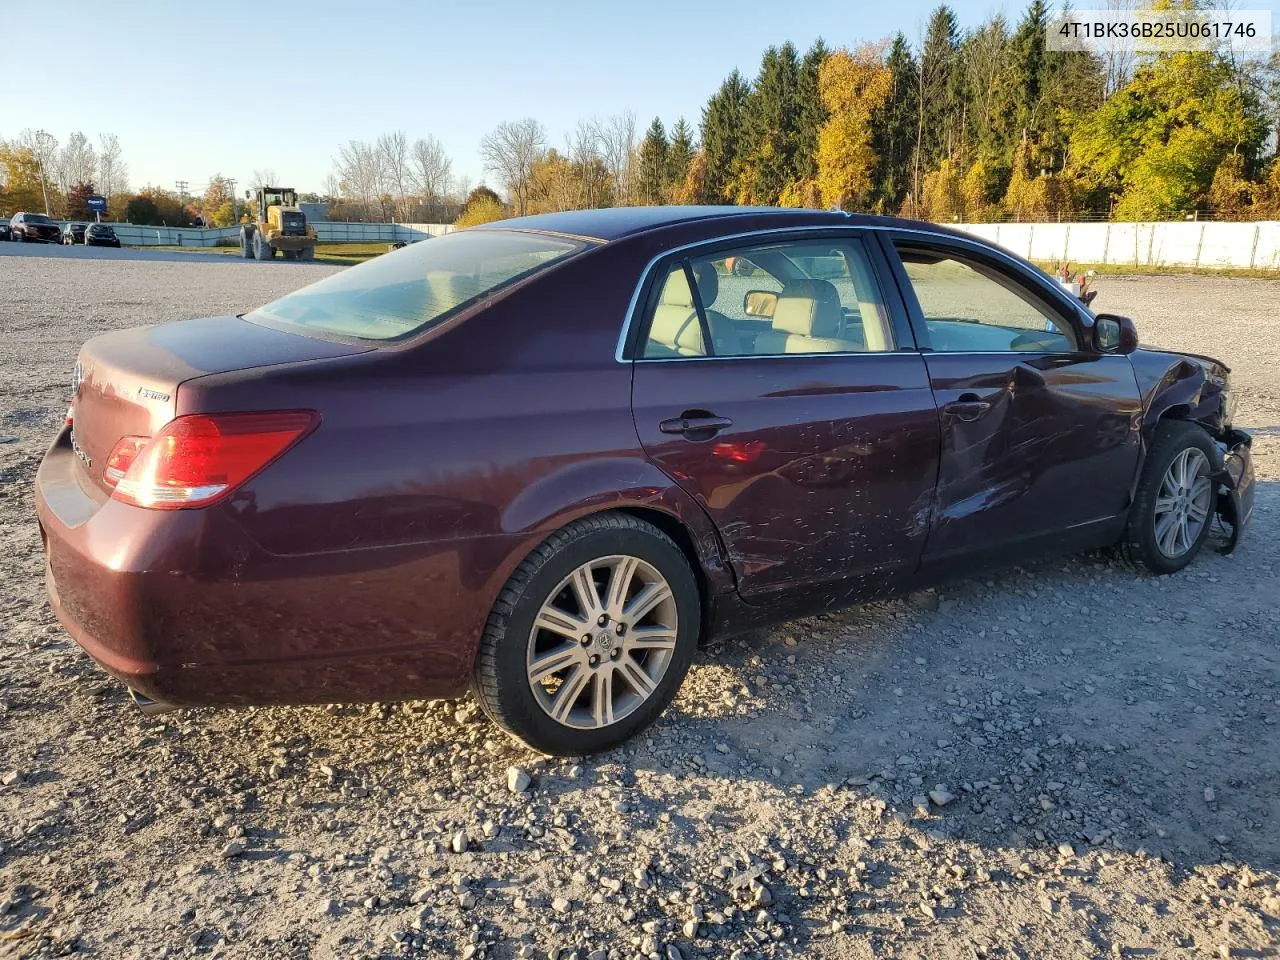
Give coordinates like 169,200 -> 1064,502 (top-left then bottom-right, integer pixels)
646,264 -> 743,357
753,279 -> 861,354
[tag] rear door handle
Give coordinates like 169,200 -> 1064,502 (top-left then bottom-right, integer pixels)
659,414 -> 734,438
942,395 -> 992,422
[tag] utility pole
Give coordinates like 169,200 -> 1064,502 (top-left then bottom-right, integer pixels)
225,178 -> 237,224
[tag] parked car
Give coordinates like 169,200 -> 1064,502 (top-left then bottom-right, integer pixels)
10,212 -> 61,243
0,221 -> 10,241
35,208 -> 1254,756
63,222 -> 87,245
84,223 -> 121,248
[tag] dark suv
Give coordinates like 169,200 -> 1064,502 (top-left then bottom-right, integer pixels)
10,212 -> 61,243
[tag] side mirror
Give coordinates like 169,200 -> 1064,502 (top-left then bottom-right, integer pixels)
743,290 -> 779,318
1094,313 -> 1138,354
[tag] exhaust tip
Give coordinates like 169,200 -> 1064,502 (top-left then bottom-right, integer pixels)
129,688 -> 179,716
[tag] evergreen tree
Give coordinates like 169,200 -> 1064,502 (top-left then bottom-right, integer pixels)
635,118 -> 669,205
794,39 -> 831,182
666,118 -> 695,201
915,6 -> 961,199
737,42 -> 803,204
871,34 -> 919,213
700,70 -> 751,203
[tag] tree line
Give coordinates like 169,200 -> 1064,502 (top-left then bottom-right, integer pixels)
0,130 -> 128,221
463,1 -> 1278,224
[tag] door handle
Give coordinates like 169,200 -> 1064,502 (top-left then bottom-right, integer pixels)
943,394 -> 992,422
659,413 -> 734,438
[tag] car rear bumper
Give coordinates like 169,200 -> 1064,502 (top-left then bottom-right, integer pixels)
35,427 -> 477,708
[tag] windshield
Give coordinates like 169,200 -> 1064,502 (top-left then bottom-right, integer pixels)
25,214 -> 53,224
247,229 -> 589,341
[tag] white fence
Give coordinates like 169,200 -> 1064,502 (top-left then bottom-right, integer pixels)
46,220 -> 456,247
41,216 -> 1280,268
953,220 -> 1280,270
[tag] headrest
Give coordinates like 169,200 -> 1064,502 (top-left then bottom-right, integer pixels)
660,268 -> 696,307
649,304 -> 704,354
660,263 -> 720,310
773,279 -> 842,337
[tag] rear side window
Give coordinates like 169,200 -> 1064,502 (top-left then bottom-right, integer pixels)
642,237 -> 893,358
248,230 -> 589,341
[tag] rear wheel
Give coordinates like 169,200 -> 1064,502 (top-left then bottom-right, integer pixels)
253,231 -> 274,260
299,246 -> 315,261
474,513 -> 700,756
240,228 -> 254,259
1120,421 -> 1218,574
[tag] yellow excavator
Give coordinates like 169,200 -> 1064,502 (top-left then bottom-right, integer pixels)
239,186 -> 317,261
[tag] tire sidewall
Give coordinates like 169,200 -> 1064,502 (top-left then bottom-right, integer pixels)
1132,423 -> 1219,574
485,526 -> 699,756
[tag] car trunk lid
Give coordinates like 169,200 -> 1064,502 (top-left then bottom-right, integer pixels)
69,315 -> 371,495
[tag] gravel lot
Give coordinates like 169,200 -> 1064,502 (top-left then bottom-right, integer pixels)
1,250 -> 1278,960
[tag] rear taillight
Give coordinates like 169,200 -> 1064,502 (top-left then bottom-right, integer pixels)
104,436 -> 147,487
111,411 -> 317,509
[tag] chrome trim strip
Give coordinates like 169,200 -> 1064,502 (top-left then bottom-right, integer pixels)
613,222 -> 1090,364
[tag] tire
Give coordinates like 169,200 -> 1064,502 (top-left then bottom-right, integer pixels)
298,246 -> 315,261
240,228 -> 253,259
253,231 -> 275,261
1119,420 -> 1219,574
474,513 -> 700,756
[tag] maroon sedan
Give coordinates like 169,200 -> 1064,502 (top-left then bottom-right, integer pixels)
35,208 -> 1254,755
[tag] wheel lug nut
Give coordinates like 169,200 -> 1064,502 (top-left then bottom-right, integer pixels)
610,648 -> 621,659
615,623 -> 626,635
581,635 -> 592,646
597,615 -> 608,627
588,654 -> 600,666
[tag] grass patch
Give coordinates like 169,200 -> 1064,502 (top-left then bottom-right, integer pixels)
132,242 -> 395,266
1032,259 -> 1280,280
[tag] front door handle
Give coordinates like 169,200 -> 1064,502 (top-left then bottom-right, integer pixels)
659,413 -> 734,438
943,394 -> 993,422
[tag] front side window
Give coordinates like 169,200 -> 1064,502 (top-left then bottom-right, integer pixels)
248,229 -> 589,341
895,246 -> 1076,353
642,237 -> 893,359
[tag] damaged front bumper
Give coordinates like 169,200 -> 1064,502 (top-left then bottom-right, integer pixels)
1214,427 -> 1255,554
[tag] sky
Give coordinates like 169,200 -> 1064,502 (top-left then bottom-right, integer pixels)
4,0 -> 1275,202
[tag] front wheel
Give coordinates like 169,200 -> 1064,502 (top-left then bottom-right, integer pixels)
253,231 -> 274,261
474,513 -> 700,756
1120,421 -> 1219,574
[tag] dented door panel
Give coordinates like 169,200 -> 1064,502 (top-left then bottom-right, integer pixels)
919,352 -> 1143,561
632,353 -> 940,605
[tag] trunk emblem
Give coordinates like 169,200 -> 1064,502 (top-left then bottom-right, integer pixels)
70,431 -> 92,468
72,361 -> 85,395
137,387 -> 170,402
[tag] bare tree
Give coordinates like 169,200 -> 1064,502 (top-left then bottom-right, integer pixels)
410,135 -> 453,219
568,121 -> 610,209
479,118 -> 547,216
97,133 -> 127,200
334,142 -> 383,219
594,111 -> 636,206
1102,0 -> 1137,95
251,168 -> 278,190
58,131 -> 98,195
377,131 -> 412,220
18,128 -> 58,215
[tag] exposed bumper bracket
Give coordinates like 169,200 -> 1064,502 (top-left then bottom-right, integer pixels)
129,688 -> 180,716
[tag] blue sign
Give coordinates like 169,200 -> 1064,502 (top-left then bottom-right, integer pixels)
86,195 -> 107,212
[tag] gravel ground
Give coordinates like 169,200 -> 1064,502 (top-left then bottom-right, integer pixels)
1,251 -> 1278,960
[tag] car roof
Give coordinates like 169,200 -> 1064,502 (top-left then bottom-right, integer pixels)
481,206 -> 957,244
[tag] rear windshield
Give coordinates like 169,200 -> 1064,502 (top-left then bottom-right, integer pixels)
247,229 -> 589,341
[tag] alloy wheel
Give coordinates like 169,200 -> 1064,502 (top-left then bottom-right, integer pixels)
1153,447 -> 1213,559
526,555 -> 678,730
